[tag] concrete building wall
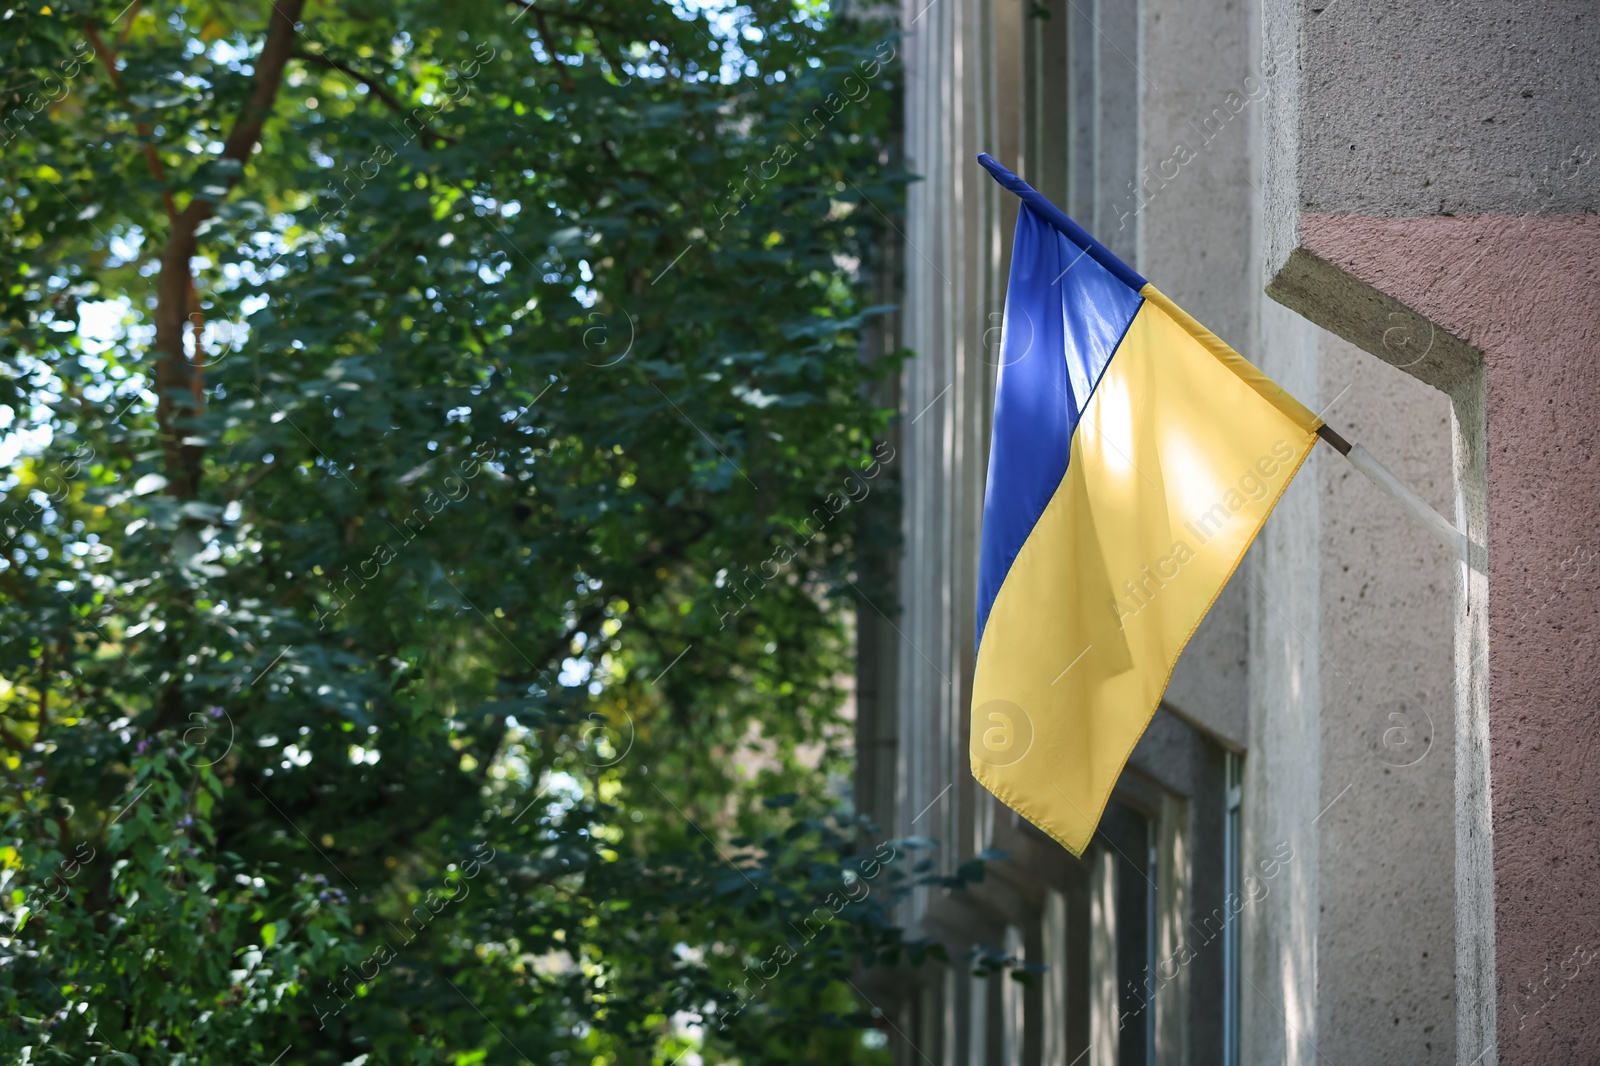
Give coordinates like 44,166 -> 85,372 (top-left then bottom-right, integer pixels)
895,0 -> 1016,918
1258,1 -> 1600,1062
1316,334 -> 1457,1065
882,2 -> 1046,1061
872,0 -> 1577,1061
1241,287 -> 1324,1066
1142,0 -> 1255,752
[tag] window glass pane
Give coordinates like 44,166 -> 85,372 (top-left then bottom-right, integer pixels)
1223,752 -> 1243,1066
1099,799 -> 1153,1066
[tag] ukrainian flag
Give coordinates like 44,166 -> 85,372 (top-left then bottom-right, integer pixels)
971,154 -> 1323,857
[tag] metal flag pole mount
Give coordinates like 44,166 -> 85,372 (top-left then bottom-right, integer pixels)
1314,424 -> 1469,561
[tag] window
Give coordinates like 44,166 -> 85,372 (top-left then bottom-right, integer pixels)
1222,751 -> 1243,1066
1092,798 -> 1155,1066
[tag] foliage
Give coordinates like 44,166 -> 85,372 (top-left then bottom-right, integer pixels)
0,0 -> 935,1060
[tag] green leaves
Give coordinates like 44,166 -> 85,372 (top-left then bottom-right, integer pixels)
1,0 -> 915,1061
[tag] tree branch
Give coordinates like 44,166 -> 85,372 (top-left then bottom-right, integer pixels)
510,0 -> 661,91
37,649 -> 48,740
293,49 -> 457,146
224,459 -> 280,502
84,19 -> 177,222
532,9 -> 576,92
505,1 -> 634,36
492,514 -> 715,693
527,602 -> 607,680
152,0 -> 306,500
116,0 -> 142,46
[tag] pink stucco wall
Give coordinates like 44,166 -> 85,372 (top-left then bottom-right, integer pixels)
1303,212 -> 1600,1062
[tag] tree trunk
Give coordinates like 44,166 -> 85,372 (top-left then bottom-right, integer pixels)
152,0 -> 307,499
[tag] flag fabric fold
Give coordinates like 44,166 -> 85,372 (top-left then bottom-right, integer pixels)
970,153 -> 1323,857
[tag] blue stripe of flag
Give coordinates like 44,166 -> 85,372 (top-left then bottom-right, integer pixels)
975,201 -> 1145,649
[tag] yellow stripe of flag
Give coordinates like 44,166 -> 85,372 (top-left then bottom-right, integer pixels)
971,151 -> 1321,856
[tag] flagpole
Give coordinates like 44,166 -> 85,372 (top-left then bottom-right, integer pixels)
1315,425 -> 1468,560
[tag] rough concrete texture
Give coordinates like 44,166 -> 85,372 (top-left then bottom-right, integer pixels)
1139,0 -> 1256,347
1285,212 -> 1600,1063
1264,243 -> 1483,396
1449,374 -> 1496,1065
1242,295 -> 1324,1066
1317,333 -> 1456,1064
1163,577 -> 1249,750
1258,0 -> 1600,1056
1239,14 -> 1328,1062
1296,3 -> 1597,219
1143,0 -> 1257,752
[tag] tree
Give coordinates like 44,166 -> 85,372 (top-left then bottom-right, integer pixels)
0,0 -> 953,1061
